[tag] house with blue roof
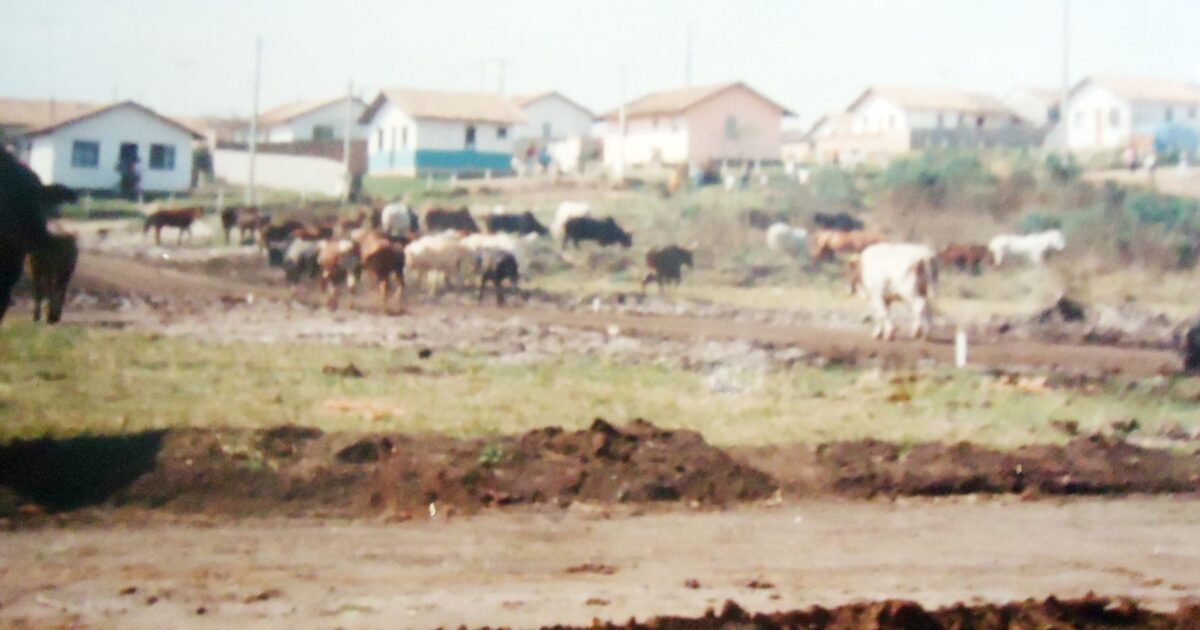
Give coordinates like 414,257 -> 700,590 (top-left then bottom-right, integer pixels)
360,88 -> 525,176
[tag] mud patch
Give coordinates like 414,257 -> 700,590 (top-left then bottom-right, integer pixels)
542,596 -> 1200,629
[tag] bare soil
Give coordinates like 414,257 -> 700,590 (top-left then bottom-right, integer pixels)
1,499 -> 1198,628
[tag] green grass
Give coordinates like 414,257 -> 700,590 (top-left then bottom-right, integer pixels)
3,323 -> 1197,448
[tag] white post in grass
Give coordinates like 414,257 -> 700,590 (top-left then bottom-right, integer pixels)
955,327 -> 968,368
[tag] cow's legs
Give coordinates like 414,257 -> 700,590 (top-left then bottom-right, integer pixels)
911,297 -> 931,339
0,254 -> 23,324
870,293 -> 890,340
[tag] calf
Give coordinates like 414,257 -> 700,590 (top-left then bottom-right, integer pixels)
220,206 -> 261,244
317,239 -> 362,296
404,232 -> 472,291
562,216 -> 632,249
938,243 -> 991,274
144,207 -> 204,246
476,248 -> 519,305
486,211 -> 548,236
642,245 -> 693,292
1,147 -> 77,323
813,212 -> 864,232
28,232 -> 79,324
850,242 -> 938,340
282,239 -> 320,284
425,206 -> 479,233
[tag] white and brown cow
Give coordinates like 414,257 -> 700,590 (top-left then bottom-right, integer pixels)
850,242 -> 938,341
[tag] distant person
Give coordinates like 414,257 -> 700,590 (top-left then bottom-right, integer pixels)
1123,145 -> 1137,172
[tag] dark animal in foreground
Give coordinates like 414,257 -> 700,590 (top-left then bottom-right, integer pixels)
642,245 -> 694,292
0,148 -> 78,322
1183,323 -> 1200,374
28,232 -> 79,324
476,248 -> 519,305
144,207 -> 204,246
562,216 -> 633,249
486,211 -> 548,236
938,243 -> 991,274
425,207 -> 479,233
813,212 -> 864,232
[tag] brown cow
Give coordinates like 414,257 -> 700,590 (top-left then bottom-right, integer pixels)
938,243 -> 991,274
357,230 -> 406,308
809,229 -> 884,261
317,239 -> 361,299
27,231 -> 79,324
144,207 -> 204,245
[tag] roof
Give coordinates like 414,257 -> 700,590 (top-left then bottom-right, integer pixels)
173,115 -> 249,141
258,96 -> 366,127
23,101 -> 202,139
849,86 -> 1011,115
0,97 -> 106,131
602,82 -> 794,120
1074,75 -> 1200,105
511,91 -> 594,118
361,89 -> 527,125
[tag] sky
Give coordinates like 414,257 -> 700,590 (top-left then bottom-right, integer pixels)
2,0 -> 1198,127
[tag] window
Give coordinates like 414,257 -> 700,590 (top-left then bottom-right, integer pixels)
976,116 -> 984,128
70,140 -> 99,168
541,121 -> 552,140
149,144 -> 175,170
1109,108 -> 1121,127
1165,107 -> 1174,122
497,126 -> 508,139
936,114 -> 945,129
390,127 -> 396,152
957,114 -> 965,127
465,125 -> 476,149
401,127 -> 408,149
376,128 -> 384,151
312,125 -> 335,141
724,116 -> 737,139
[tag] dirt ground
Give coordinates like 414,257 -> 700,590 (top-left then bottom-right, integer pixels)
1,498 -> 1198,628
62,252 -> 1183,377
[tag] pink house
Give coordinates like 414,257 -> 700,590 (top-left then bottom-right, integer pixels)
602,82 -> 791,171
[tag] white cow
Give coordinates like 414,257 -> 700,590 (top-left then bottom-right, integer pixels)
988,229 -> 1065,266
551,201 -> 590,240
404,231 -> 472,290
381,202 -> 418,240
765,222 -> 808,258
851,243 -> 938,340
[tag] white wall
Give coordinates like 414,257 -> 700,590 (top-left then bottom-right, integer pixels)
1065,85 -> 1131,152
603,115 -> 689,168
512,95 -> 593,142
28,104 -> 193,192
1005,90 -> 1056,126
416,118 -> 515,153
850,95 -> 909,133
365,101 -> 419,156
262,100 -> 367,143
214,148 -> 346,197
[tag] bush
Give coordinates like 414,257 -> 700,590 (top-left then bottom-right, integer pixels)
1124,191 -> 1200,233
1018,212 -> 1063,234
809,166 -> 861,208
1044,154 -> 1081,183
876,151 -> 996,208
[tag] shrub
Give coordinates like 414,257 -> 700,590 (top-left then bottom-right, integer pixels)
809,166 -> 861,208
1018,212 -> 1064,234
1044,154 -> 1081,183
1123,191 -> 1200,233
877,151 -> 996,209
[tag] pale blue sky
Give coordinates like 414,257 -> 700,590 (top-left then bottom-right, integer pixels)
2,0 -> 1197,125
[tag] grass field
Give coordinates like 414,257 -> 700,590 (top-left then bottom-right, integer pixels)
4,323 -> 1197,448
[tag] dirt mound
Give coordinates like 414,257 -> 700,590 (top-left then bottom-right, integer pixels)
741,435 -> 1200,498
534,595 -> 1200,629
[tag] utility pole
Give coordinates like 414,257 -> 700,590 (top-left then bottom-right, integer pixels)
685,24 -> 693,86
1060,0 -> 1070,161
496,58 -> 511,94
247,37 -> 262,206
616,64 -> 627,181
343,80 -> 353,203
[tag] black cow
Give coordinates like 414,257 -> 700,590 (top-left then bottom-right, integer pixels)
1184,323 -> 1200,374
486,211 -> 548,236
642,245 -> 694,292
1,148 -> 77,323
476,248 -> 519,305
812,212 -> 864,232
28,232 -> 79,324
220,206 -> 263,244
562,216 -> 632,249
425,207 -> 479,233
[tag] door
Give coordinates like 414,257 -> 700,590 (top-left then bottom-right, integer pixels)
119,143 -> 139,166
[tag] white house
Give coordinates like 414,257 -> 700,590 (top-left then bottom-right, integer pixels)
1062,75 -> 1200,155
511,91 -> 594,143
17,100 -> 199,193
360,88 -> 526,176
251,96 -> 367,143
601,82 -> 791,171
841,86 -> 1038,157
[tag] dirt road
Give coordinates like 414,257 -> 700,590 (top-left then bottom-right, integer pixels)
75,252 -> 1180,377
2,498 -> 1197,628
